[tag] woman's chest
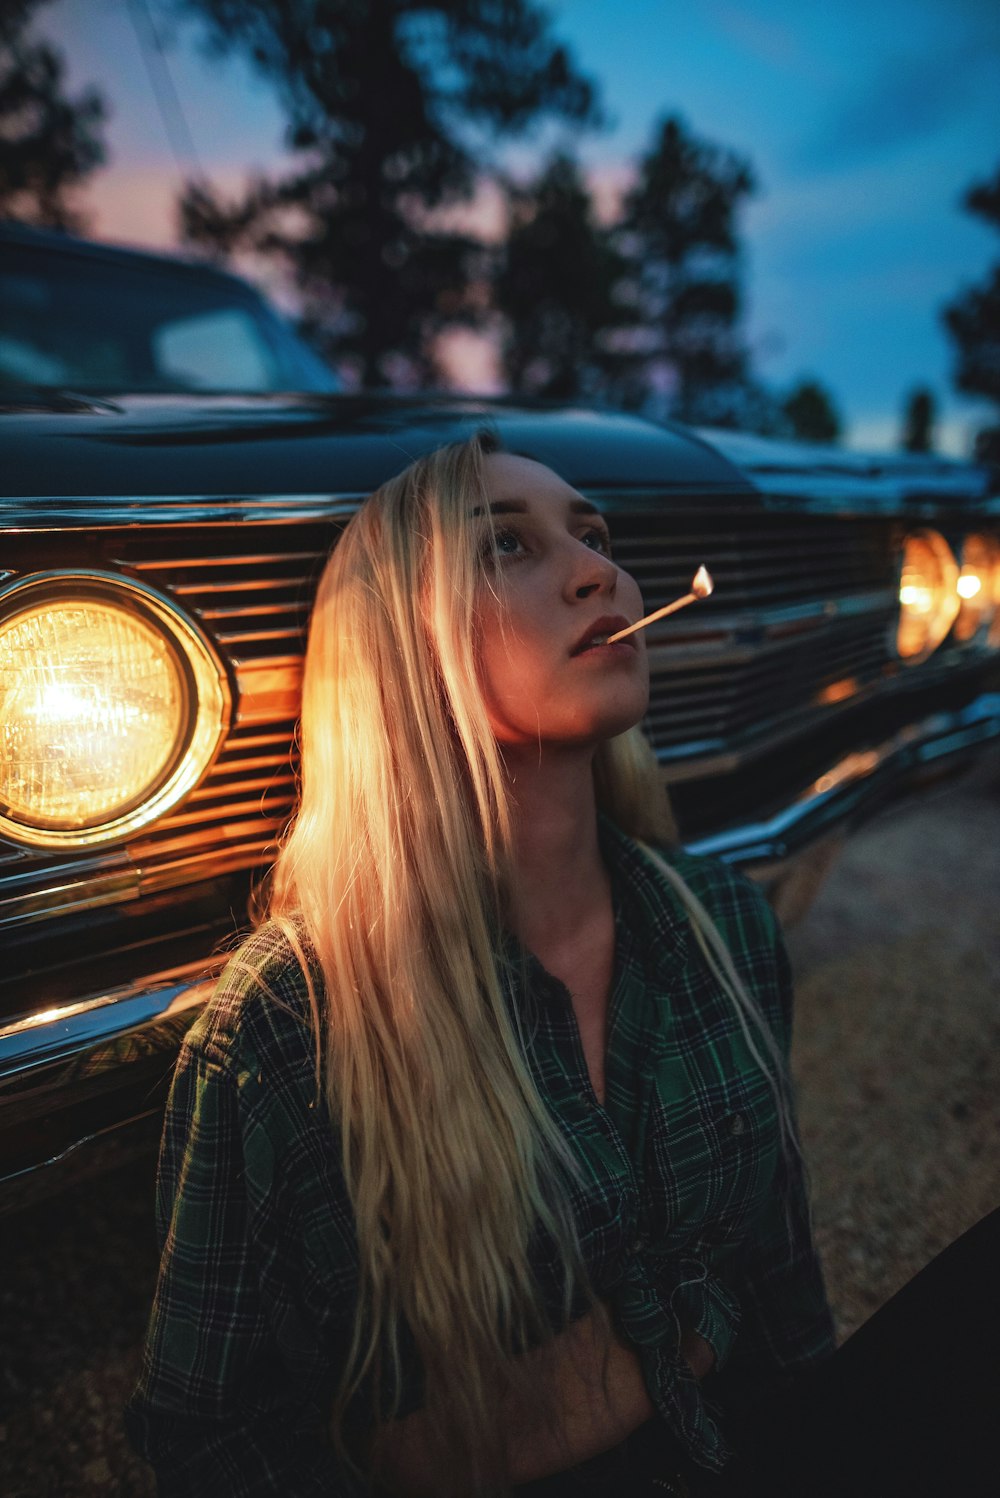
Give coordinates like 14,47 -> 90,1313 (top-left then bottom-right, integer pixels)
529,965 -> 783,1276
529,906 -> 616,1106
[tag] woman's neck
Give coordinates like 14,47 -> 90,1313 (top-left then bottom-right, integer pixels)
502,747 -> 609,951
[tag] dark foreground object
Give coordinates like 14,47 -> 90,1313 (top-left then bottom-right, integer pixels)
519,1205 -> 1000,1497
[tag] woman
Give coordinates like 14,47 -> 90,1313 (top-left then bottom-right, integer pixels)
124,431 -> 992,1497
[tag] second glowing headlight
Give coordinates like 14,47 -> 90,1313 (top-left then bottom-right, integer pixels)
954,534 -> 999,644
896,529 -> 1000,659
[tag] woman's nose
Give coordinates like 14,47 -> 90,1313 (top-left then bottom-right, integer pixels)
569,549 -> 618,602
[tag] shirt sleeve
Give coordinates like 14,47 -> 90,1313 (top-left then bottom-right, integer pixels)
715,915 -> 837,1407
123,1038 -> 363,1497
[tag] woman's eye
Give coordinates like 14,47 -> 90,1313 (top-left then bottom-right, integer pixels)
492,527 -> 525,557
582,527 -> 612,555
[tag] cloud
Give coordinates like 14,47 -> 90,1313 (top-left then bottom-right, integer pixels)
801,34 -> 1000,170
704,1 -> 817,76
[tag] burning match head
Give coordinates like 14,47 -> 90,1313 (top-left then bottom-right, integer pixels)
692,566 -> 713,599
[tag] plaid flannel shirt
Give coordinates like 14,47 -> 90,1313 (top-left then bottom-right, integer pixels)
125,819 -> 835,1494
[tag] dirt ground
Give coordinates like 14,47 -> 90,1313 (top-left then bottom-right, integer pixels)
1,777 -> 998,1496
785,772 -> 1000,1339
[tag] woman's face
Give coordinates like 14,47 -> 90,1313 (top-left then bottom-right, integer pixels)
474,452 -> 649,750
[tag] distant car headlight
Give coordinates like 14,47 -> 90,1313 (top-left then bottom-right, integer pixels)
896,530 -> 960,661
953,533 -> 999,644
0,572 -> 229,848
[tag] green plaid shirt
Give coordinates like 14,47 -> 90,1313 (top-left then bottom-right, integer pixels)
125,820 -> 834,1494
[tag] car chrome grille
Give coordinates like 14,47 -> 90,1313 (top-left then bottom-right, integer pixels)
110,529 -> 336,893
610,510 -> 892,610
0,505 -> 898,922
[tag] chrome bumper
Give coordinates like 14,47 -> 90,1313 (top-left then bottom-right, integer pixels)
685,692 -> 1000,864
0,966 -> 218,1212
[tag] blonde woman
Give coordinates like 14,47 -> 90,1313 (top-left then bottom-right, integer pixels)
125,428 -> 926,1496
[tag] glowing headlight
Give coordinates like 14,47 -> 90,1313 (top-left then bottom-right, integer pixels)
0,572 -> 229,848
953,534 -> 999,644
896,530 -> 960,661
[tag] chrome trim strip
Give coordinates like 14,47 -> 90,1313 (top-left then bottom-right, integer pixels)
0,964 -> 219,1076
686,693 -> 1000,862
0,494 -> 364,527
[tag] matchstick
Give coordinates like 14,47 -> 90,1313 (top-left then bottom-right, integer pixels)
607,566 -> 714,643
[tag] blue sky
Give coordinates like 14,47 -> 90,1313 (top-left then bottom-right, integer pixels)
46,0 -> 1000,454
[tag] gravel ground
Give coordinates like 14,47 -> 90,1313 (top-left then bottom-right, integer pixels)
786,773 -> 1000,1338
1,778 -> 998,1496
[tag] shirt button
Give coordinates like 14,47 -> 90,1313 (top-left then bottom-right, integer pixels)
578,1090 -> 595,1109
729,1112 -> 747,1136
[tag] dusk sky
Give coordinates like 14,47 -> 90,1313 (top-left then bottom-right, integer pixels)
46,0 -> 1000,455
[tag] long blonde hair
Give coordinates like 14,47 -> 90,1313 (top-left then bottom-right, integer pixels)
266,429 -> 794,1491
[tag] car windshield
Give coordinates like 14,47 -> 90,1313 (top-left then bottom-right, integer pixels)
0,242 -> 338,395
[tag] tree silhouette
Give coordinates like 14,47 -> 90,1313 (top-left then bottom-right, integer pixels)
174,0 -> 599,389
0,0 -> 107,230
614,116 -> 756,424
782,378 -> 841,443
943,163 -> 1000,462
901,387 -> 935,453
495,152 -> 630,399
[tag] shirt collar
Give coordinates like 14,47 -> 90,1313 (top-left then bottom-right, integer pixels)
596,815 -> 691,980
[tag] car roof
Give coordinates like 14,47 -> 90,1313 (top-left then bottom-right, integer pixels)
0,220 -> 259,298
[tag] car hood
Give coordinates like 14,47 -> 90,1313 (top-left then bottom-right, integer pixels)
2,391 -> 750,501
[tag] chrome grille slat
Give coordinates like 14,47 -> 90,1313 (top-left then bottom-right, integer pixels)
197,601 -> 311,620
171,575 -> 314,595
143,795 -> 295,833
123,550 -> 323,570
193,755 -> 291,779
187,775 -> 294,803
212,626 -> 307,645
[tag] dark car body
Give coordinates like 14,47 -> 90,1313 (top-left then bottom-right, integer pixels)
0,221 -> 338,397
1,251 -> 998,1213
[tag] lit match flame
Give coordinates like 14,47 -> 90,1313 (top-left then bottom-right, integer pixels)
692,565 -> 713,599
607,567 -> 714,643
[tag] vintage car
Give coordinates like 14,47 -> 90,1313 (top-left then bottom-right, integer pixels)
0,220 -> 339,397
1,242 -> 999,1215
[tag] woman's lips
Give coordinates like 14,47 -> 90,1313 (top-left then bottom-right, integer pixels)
572,637 -> 638,658
570,615 -> 634,655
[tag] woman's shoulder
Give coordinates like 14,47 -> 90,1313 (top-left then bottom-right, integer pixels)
183,920 -> 322,1079
604,818 -> 781,956
659,844 -> 778,941
616,833 -> 793,1044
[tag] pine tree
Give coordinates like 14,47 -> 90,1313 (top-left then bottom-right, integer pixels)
174,0 -> 599,389
782,379 -> 841,443
943,163 -> 1000,461
495,152 -> 629,399
901,387 -> 935,453
614,116 -> 755,424
0,0 -> 107,230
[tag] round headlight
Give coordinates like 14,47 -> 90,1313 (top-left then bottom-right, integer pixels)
953,533 -> 999,644
0,572 -> 229,848
896,530 -> 960,661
